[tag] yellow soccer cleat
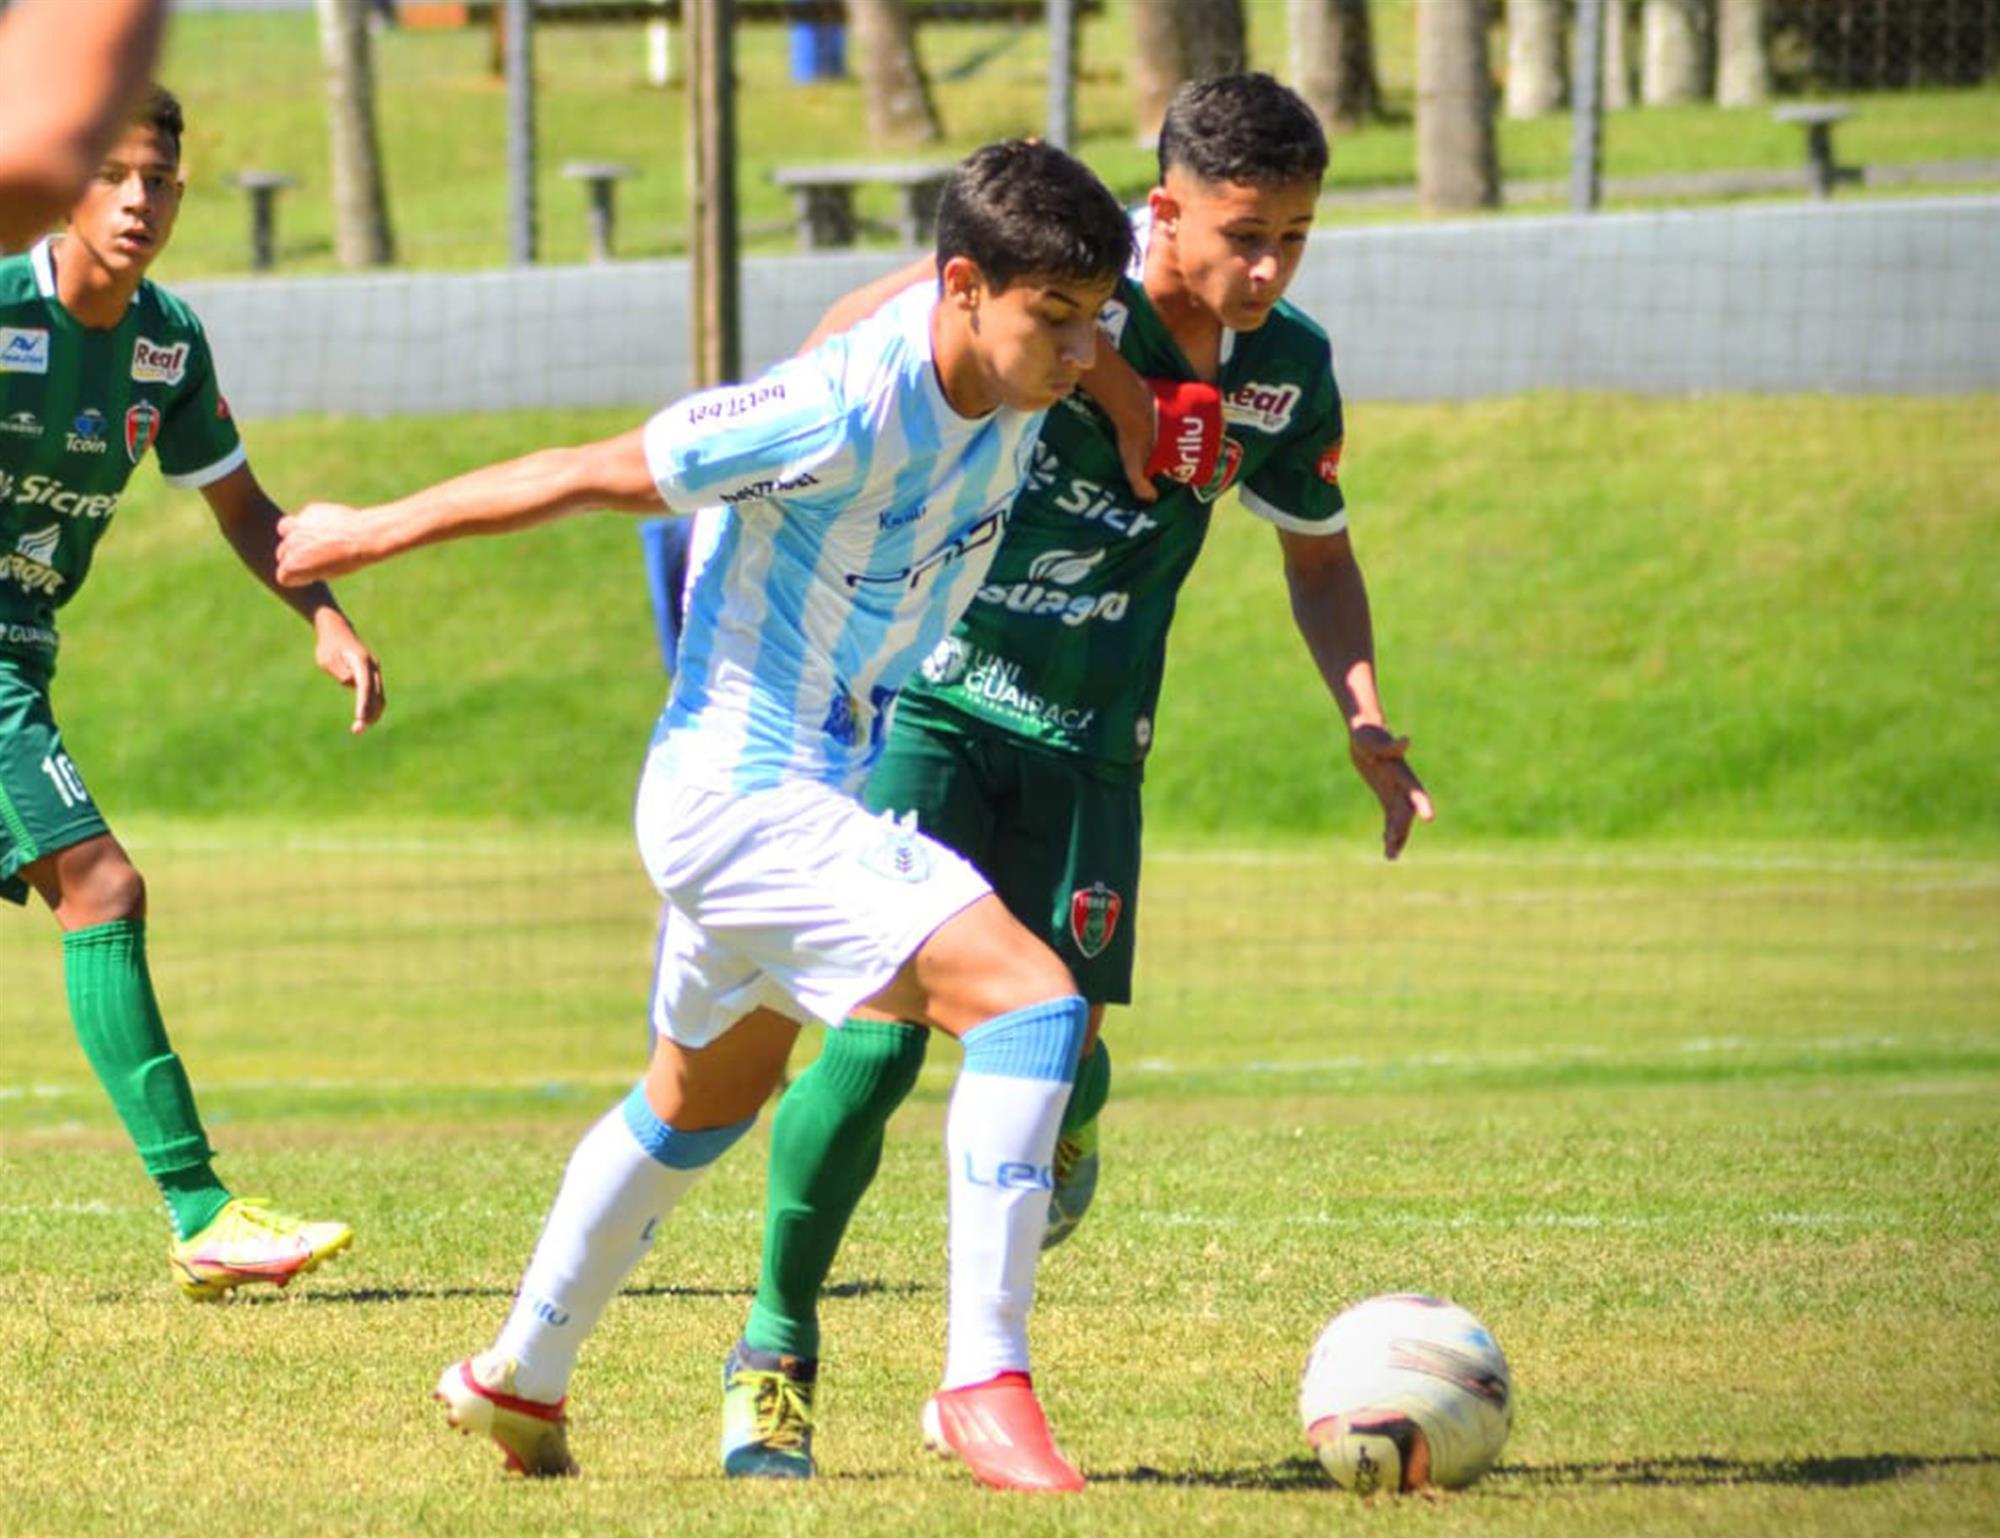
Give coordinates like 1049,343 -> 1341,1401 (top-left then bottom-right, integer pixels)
435,1352 -> 579,1478
168,1197 -> 353,1300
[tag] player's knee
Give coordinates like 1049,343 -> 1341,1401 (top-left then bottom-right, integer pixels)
56,846 -> 145,927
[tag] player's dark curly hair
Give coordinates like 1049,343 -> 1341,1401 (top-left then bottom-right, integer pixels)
133,84 -> 185,162
935,139 -> 1134,294
1158,73 -> 1328,189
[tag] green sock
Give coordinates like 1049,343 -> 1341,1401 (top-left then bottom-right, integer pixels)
744,1019 -> 930,1359
1060,1036 -> 1112,1137
63,919 -> 230,1241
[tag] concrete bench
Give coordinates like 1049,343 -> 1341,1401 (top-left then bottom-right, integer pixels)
562,161 -> 638,261
1774,104 -> 1861,198
228,171 -> 296,272
770,162 -> 954,251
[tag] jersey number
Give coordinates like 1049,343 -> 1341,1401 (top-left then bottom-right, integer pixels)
40,753 -> 90,808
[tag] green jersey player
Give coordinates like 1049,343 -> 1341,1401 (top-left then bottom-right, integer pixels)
0,87 -> 384,1297
718,74 -> 1432,1477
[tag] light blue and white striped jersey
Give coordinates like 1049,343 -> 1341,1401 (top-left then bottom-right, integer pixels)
642,283 -> 1045,794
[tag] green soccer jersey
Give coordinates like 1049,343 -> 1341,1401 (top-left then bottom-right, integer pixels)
0,238 -> 243,671
893,244 -> 1348,781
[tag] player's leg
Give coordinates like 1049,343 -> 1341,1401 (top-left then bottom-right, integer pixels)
864,895 -> 1090,1491
1,668 -> 347,1296
987,752 -> 1139,1248
733,726 -> 1000,1436
439,971 -> 793,1478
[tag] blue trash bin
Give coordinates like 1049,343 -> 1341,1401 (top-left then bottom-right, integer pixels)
788,20 -> 846,83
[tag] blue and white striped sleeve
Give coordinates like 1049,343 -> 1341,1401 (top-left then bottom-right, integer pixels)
642,348 -> 857,517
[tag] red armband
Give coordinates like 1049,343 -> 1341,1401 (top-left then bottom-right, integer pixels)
1143,379 -> 1224,490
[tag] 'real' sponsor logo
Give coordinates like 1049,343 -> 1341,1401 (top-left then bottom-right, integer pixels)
846,507 -> 1004,594
67,407 -> 109,455
131,336 -> 190,385
721,469 -> 817,505
1224,379 -> 1302,433
0,409 -> 41,438
4,472 -> 120,521
686,381 -> 785,425
2,523 -> 65,595
0,327 -> 50,375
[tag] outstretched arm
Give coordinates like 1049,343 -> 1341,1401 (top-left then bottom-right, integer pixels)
798,254 -> 934,353
275,426 -> 663,586
203,463 -> 386,734
0,0 -> 165,250
1278,526 -> 1433,860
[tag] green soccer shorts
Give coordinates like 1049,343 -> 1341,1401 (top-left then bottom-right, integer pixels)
0,657 -> 109,906
863,717 -> 1141,1005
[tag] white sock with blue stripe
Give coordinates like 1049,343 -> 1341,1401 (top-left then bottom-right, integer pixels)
942,996 -> 1088,1390
494,1085 -> 752,1403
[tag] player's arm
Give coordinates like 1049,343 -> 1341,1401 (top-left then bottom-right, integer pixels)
1075,340 -> 1224,505
0,0 -> 165,250
204,463 -> 386,734
275,427 -> 662,586
1278,526 -> 1433,861
798,254 -> 934,352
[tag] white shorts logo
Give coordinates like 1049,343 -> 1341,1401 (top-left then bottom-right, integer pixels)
131,337 -> 190,385
0,328 -> 50,375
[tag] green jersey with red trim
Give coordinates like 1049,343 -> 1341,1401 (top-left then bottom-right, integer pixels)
0,238 -> 243,670
893,249 -> 1347,782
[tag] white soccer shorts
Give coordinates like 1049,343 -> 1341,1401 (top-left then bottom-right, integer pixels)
634,759 -> 992,1048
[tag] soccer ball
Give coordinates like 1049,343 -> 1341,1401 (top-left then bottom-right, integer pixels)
1298,1294 -> 1513,1495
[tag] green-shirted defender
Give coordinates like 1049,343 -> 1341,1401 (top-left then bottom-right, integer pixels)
0,87 -> 385,1297
718,74 -> 1433,1478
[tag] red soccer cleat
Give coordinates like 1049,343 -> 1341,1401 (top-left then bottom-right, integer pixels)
921,1372 -> 1086,1493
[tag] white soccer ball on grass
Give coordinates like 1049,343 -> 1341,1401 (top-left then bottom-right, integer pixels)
1298,1293 -> 1513,1495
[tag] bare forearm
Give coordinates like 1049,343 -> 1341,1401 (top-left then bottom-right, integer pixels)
359,442 -> 659,562
1288,548 -> 1385,728
217,491 -> 345,625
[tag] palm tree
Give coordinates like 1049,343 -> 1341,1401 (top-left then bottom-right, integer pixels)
1132,0 -> 1247,143
1641,0 -> 1708,105
1505,0 -> 1567,118
315,0 -> 394,267
847,0 -> 942,145
1288,0 -> 1381,133
1715,0 -> 1769,106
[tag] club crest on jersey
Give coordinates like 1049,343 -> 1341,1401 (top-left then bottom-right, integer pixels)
1068,881 -> 1123,959
1192,437 -> 1244,505
125,402 -> 161,464
1224,380 -> 1302,434
131,337 -> 190,386
0,327 -> 49,375
1317,436 -> 1344,486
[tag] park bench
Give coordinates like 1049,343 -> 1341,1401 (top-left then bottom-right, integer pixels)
1773,104 -> 1862,199
770,162 -> 954,251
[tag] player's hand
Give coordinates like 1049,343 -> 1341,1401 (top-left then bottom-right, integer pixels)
1348,721 -> 1434,861
311,607 -> 386,734
275,502 -> 374,586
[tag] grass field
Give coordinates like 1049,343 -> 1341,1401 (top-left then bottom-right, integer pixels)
0,831 -> 1995,1535
142,4 -> 2000,276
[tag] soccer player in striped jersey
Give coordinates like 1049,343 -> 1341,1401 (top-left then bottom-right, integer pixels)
0,86 -> 383,1298
275,140 -> 1134,1493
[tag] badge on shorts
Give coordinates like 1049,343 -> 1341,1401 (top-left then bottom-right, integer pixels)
1068,881 -> 1123,959
861,808 -> 932,884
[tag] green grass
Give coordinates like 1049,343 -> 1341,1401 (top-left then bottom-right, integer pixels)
140,5 -> 2000,277
45,393 -> 2000,841
0,832 -> 1995,1536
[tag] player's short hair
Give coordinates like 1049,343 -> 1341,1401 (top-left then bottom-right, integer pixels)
1158,73 -> 1328,190
935,139 -> 1133,295
132,84 -> 185,164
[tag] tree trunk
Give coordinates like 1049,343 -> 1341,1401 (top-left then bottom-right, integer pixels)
1417,0 -> 1500,213
1131,0 -> 1247,143
1714,0 -> 1768,106
1640,0 -> 1708,105
1289,0 -> 1381,133
1506,0 -> 1567,118
315,0 -> 394,267
846,0 -> 942,145
1602,0 -> 1633,108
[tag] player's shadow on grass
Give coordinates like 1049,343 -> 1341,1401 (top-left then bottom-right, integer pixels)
1491,1452 -> 2000,1490
1099,1451 -> 2000,1493
241,1277 -> 930,1307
